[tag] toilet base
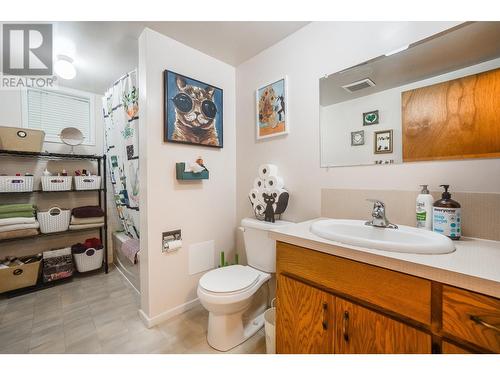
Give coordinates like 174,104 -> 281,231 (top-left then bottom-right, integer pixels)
207,310 -> 265,352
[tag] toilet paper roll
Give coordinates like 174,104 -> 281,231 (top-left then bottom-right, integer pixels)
253,177 -> 265,190
248,188 -> 260,203
265,175 -> 284,189
258,164 -> 278,179
166,239 -> 182,251
253,201 -> 266,215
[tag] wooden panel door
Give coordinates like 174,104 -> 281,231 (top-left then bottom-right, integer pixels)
276,275 -> 335,353
402,67 -> 500,162
335,298 -> 431,354
442,341 -> 474,354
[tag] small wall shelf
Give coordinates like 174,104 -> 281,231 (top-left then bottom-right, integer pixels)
175,162 -> 209,180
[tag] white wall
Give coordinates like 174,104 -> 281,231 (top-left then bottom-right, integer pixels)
320,57 -> 500,167
235,21 -> 500,237
138,28 -> 236,322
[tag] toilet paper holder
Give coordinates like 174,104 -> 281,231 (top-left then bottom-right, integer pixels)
162,229 -> 182,253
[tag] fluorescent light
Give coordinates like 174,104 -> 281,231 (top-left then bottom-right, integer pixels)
55,55 -> 76,80
385,44 -> 410,56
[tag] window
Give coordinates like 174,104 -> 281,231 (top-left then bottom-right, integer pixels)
22,87 -> 95,145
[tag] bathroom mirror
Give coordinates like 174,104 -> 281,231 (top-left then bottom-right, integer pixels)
319,22 -> 500,167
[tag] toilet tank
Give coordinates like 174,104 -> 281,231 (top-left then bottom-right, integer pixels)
241,218 -> 293,273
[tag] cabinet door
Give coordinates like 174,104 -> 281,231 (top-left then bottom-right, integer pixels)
276,275 -> 335,353
335,298 -> 431,354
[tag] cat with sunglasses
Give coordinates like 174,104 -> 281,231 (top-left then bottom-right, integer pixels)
171,76 -> 220,147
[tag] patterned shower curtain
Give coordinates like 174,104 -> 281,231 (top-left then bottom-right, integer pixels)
102,70 -> 140,239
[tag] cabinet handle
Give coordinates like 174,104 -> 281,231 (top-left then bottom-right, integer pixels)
470,315 -> 500,334
343,311 -> 349,342
322,302 -> 328,330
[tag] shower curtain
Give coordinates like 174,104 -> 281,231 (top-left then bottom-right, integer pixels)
103,70 -> 140,239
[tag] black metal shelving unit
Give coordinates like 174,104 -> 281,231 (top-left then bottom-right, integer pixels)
0,150 -> 108,296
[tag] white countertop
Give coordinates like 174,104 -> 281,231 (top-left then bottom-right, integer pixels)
269,218 -> 500,298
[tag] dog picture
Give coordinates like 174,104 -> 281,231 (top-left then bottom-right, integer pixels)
164,70 -> 223,148
256,77 -> 288,140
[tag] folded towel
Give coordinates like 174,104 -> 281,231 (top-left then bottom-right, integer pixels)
84,237 -> 102,249
121,237 -> 140,264
0,204 -> 34,214
72,206 -> 104,218
70,215 -> 105,225
0,228 -> 39,240
69,223 -> 105,230
0,222 -> 39,233
0,211 -> 34,219
0,217 -> 36,226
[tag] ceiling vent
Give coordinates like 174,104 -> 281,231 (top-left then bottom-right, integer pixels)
342,78 -> 376,93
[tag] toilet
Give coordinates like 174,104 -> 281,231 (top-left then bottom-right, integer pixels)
197,217 -> 292,351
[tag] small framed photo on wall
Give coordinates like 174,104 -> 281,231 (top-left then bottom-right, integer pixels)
363,110 -> 379,126
374,129 -> 393,154
256,77 -> 288,140
351,130 -> 365,146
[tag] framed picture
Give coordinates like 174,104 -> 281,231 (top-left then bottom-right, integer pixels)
374,129 -> 393,154
164,70 -> 223,148
351,130 -> 365,146
256,77 -> 288,140
363,110 -> 379,126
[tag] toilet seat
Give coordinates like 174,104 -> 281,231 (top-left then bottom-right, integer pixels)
199,265 -> 260,294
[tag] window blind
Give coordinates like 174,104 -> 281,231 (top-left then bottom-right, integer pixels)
26,88 -> 92,144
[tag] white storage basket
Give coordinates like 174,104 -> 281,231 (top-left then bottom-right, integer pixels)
73,247 -> 103,272
74,175 -> 101,190
0,175 -> 34,192
38,207 -> 71,233
41,176 -> 72,191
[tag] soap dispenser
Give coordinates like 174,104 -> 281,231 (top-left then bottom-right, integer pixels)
432,185 -> 461,240
416,185 -> 433,230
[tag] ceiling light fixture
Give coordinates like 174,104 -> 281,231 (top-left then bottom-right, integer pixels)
54,55 -> 76,80
384,44 -> 410,57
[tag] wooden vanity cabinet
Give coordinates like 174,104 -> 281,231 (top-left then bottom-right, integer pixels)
276,241 -> 500,354
276,275 -> 335,353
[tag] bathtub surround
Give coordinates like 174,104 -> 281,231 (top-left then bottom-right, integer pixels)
138,28 -> 236,326
235,22 -> 500,260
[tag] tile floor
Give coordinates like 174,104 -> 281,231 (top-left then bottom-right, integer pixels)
0,266 -> 266,354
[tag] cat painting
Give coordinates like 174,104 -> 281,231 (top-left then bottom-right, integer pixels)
165,70 -> 223,148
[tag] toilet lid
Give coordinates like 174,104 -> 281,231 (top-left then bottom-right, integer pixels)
199,265 -> 260,293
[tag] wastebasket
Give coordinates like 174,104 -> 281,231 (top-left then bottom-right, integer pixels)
264,298 -> 276,354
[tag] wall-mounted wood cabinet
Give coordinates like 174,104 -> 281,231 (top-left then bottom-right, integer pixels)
276,241 -> 500,354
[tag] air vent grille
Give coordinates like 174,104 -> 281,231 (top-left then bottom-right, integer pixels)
342,78 -> 376,93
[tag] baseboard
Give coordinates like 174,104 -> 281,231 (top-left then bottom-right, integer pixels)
138,298 -> 200,328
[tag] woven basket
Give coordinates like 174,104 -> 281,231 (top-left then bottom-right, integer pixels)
73,248 -> 103,272
38,207 -> 71,233
74,176 -> 101,190
0,176 -> 34,192
41,176 -> 72,191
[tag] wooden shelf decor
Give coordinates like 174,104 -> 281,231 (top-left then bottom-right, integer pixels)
175,162 -> 209,180
402,67 -> 500,162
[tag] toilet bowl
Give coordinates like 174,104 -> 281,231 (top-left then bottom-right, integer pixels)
197,218 -> 292,351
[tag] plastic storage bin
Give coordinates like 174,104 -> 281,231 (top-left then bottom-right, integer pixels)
74,175 -> 101,190
42,248 -> 74,282
37,207 -> 71,233
0,175 -> 34,192
41,175 -> 72,191
0,255 -> 42,293
73,247 -> 103,272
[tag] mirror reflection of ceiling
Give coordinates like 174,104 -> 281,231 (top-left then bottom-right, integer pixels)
320,22 -> 500,107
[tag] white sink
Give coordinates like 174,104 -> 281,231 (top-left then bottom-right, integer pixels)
310,219 -> 455,254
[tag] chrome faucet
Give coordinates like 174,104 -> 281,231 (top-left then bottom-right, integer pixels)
365,199 -> 398,229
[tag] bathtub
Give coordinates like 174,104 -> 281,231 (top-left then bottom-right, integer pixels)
113,231 -> 140,293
